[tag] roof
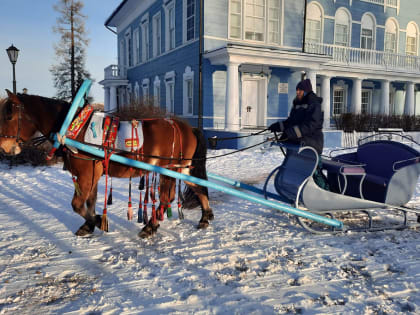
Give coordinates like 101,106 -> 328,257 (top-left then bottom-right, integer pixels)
104,0 -> 128,27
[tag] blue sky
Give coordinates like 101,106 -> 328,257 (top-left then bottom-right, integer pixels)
0,0 -> 122,102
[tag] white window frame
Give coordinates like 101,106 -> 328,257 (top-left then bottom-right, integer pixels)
183,0 -> 195,43
334,8 -> 351,47
384,18 -> 399,54
119,39 -> 125,67
133,28 -> 140,65
165,71 -> 176,113
361,89 -> 372,114
332,83 -> 348,116
124,28 -> 132,67
142,78 -> 150,101
164,1 -> 176,51
141,14 -> 150,62
183,66 -> 194,115
228,0 -> 282,45
305,2 -> 324,44
406,22 -> 419,56
134,81 -> 140,101
360,13 -> 376,50
153,12 -> 162,58
153,76 -> 161,107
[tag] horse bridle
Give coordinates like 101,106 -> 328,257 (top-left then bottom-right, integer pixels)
0,100 -> 26,145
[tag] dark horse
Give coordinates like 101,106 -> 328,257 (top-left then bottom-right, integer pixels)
0,91 -> 213,237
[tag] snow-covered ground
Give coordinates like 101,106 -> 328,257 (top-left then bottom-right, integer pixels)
0,146 -> 419,314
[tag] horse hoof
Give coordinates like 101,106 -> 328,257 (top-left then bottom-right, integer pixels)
208,211 -> 214,221
75,222 -> 94,236
198,220 -> 209,229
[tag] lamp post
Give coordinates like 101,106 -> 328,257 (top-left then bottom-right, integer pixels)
6,44 -> 19,94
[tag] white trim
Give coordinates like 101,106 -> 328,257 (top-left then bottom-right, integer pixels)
183,66 -> 194,116
152,12 -> 162,58
164,0 -> 176,52
406,21 -> 419,56
133,28 -> 140,65
112,0 -> 155,32
361,88 -> 373,114
134,81 -> 140,101
240,74 -> 268,128
332,82 -> 348,116
183,0 -> 195,43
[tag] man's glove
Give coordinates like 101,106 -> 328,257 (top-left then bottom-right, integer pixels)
268,122 -> 282,132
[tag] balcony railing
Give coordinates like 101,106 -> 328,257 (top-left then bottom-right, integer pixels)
104,65 -> 127,80
361,0 -> 399,8
305,42 -> 420,72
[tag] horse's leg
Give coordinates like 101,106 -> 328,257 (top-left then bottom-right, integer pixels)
72,161 -> 103,236
184,180 -> 213,229
86,182 -> 102,229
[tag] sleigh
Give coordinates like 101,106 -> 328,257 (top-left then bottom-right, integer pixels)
49,80 -> 419,234
262,135 -> 420,233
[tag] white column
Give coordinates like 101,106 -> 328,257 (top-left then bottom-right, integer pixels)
404,82 -> 415,115
306,70 -> 317,90
110,86 -> 117,112
380,80 -> 390,115
225,62 -> 240,131
321,75 -> 331,129
104,87 -> 110,112
351,78 -> 362,114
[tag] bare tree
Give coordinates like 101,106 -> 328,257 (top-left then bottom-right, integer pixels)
50,0 -> 92,101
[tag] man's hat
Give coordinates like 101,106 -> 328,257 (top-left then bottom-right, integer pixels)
296,79 -> 312,93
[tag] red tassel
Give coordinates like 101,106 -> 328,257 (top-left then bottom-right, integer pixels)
107,187 -> 113,205
159,205 -> 164,222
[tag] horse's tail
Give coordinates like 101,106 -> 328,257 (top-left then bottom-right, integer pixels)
182,127 -> 209,209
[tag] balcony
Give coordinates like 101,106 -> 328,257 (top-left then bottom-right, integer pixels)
104,64 -> 127,80
305,42 -> 420,73
361,0 -> 399,9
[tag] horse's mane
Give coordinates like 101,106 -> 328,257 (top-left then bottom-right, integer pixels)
114,99 -> 180,121
17,93 -> 70,108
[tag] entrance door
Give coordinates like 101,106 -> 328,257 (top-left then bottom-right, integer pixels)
241,77 -> 266,129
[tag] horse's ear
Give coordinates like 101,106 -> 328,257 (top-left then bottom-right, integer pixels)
5,89 -> 20,103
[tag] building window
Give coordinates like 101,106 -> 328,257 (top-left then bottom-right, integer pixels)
333,88 -> 345,116
183,66 -> 194,115
184,0 -> 195,42
334,9 -> 350,47
153,76 -> 161,107
229,0 -> 281,44
245,0 -> 265,41
361,90 -> 371,114
306,2 -> 323,43
385,19 -> 398,54
133,28 -> 140,64
268,0 -> 280,44
165,1 -> 176,51
153,12 -> 162,57
361,13 -> 375,50
141,16 -> 150,62
119,39 -> 124,66
125,30 -> 132,67
142,78 -> 150,101
165,71 -> 176,113
230,0 -> 241,39
134,82 -> 140,101
406,22 -> 418,56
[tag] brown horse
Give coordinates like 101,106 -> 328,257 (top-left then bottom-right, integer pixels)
0,91 -> 213,237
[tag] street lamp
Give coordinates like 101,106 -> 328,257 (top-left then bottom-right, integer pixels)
6,44 -> 19,94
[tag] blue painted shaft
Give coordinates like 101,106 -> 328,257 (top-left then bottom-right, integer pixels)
53,79 -> 92,149
63,138 -> 343,228
207,172 -> 283,201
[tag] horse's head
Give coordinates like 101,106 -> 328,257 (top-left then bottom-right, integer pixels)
0,90 -> 38,155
